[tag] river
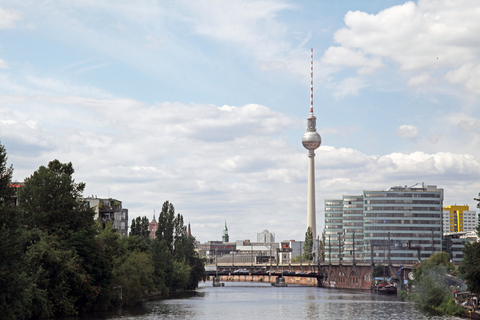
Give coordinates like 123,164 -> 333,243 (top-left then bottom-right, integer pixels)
80,281 -> 463,320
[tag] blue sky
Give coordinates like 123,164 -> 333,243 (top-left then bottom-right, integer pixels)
1,0 -> 480,242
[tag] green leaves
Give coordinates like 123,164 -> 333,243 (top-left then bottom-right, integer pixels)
303,226 -> 313,261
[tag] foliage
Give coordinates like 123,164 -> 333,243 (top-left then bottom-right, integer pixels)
458,195 -> 480,296
113,251 -> 156,306
415,264 -> 451,308
434,298 -> 466,317
0,146 -> 204,319
130,216 -> 150,237
372,264 -> 387,278
153,201 -> 206,293
318,229 -> 326,263
414,252 -> 455,280
303,226 -> 313,261
410,252 -> 457,312
18,160 -> 96,236
24,233 -> 86,318
0,142 -> 34,320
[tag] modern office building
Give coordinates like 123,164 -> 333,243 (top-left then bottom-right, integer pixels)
325,184 -> 444,264
443,205 -> 478,233
443,231 -> 478,263
257,229 -> 275,243
85,197 -> 129,236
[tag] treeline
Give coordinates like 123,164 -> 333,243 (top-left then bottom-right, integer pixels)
0,143 -> 205,319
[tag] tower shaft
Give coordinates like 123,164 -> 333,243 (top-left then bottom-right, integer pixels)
307,150 -> 317,240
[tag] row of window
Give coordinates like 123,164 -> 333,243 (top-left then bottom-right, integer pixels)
365,206 -> 441,211
364,192 -> 441,198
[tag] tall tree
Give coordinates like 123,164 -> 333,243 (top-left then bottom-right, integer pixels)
303,226 -> 313,261
130,216 -> 150,237
152,201 -> 205,293
17,160 -> 114,315
0,142 -> 34,319
17,160 -> 95,236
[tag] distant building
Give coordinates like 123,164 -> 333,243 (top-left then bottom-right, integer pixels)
443,205 -> 478,233
85,197 -> 128,236
443,231 -> 478,263
9,182 -> 24,206
222,222 -> 229,243
197,241 -> 236,261
325,183 -> 444,264
257,229 -> 275,242
149,214 -> 158,238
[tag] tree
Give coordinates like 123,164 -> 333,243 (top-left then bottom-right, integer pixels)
24,233 -> 86,318
459,194 -> 480,296
303,226 -> 313,261
113,251 -> 156,306
17,160 -> 114,315
318,229 -> 326,263
0,142 -> 34,319
412,252 -> 459,312
17,160 -> 95,236
130,216 -> 150,237
152,201 -> 205,293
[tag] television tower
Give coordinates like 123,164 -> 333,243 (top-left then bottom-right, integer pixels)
301,48 -> 321,240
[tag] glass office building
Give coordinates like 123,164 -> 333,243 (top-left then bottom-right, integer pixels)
324,184 -> 444,264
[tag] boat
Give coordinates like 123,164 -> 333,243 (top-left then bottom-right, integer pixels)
371,278 -> 397,294
212,276 -> 225,287
272,276 -> 287,287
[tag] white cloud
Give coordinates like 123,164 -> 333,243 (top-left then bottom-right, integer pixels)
0,59 -> 8,69
407,72 -> 433,86
322,46 -> 384,75
0,7 -> 21,29
5,94 -> 480,241
396,124 -> 420,139
332,77 -> 368,99
323,0 -> 480,94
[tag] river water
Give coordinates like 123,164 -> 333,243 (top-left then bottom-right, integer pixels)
82,281 -> 462,320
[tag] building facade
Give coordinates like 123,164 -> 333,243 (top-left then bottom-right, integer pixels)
85,197 -> 129,236
257,229 -> 275,243
325,184 -> 444,265
443,205 -> 478,233
149,214 -> 158,238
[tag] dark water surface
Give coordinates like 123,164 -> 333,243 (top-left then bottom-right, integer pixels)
81,282 -> 463,320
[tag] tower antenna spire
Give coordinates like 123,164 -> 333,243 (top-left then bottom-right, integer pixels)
302,48 -> 322,244
310,48 -> 314,116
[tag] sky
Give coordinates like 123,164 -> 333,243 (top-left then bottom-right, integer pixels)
1,0 -> 480,243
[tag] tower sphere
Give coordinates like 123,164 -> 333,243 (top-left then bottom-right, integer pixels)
302,130 -> 321,150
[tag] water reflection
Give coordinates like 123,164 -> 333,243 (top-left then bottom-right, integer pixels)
74,282 -> 462,320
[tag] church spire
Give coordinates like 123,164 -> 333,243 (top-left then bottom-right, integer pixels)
222,221 -> 229,243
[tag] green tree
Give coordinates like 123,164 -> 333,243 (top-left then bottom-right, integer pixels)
152,201 -> 205,293
130,216 -> 150,237
0,142 -> 34,319
24,233 -> 86,318
459,194 -> 480,296
17,160 -> 114,315
17,160 -> 95,236
303,226 -> 313,261
130,218 -> 137,235
113,251 -> 156,306
411,252 -> 461,314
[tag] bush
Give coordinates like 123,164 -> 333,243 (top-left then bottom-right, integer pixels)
435,298 -> 466,317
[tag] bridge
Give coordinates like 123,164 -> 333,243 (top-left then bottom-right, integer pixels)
205,262 -> 414,289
